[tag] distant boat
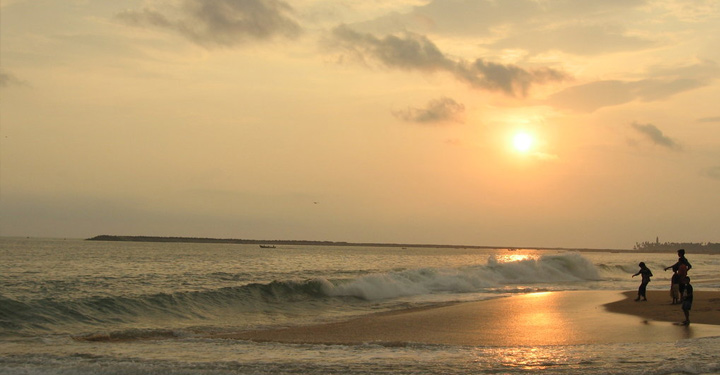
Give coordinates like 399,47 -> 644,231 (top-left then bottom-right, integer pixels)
259,245 -> 276,249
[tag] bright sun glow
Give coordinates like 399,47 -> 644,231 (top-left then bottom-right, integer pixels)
512,132 -> 533,153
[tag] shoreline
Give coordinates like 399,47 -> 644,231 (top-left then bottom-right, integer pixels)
604,290 -> 720,325
214,290 -> 720,346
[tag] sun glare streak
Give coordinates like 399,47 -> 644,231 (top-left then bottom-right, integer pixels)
494,253 -> 536,263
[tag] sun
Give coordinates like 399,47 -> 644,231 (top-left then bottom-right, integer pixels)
512,132 -> 533,153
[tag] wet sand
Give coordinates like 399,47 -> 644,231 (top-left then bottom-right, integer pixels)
217,291 -> 720,346
604,290 -> 720,325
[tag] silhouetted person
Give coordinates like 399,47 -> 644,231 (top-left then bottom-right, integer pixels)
680,276 -> 693,325
665,249 -> 691,294
670,270 -> 681,304
632,262 -> 653,301
664,249 -> 691,274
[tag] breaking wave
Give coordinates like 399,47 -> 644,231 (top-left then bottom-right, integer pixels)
1,252 -> 600,335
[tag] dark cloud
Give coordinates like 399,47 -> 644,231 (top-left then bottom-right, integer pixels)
546,61 -> 719,112
455,59 -> 568,97
329,25 -> 568,97
705,166 -> 720,180
330,25 -> 452,71
0,70 -> 28,88
630,122 -> 681,150
393,97 -> 465,124
117,0 -> 302,47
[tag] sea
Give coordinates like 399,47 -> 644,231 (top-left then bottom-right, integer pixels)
1,237 -> 719,375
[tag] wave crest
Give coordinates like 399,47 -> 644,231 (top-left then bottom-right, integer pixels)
325,252 -> 600,300
1,252 -> 600,334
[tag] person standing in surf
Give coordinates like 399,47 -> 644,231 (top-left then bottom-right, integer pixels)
670,270 -> 681,304
664,249 -> 691,294
632,262 -> 653,301
680,276 -> 693,325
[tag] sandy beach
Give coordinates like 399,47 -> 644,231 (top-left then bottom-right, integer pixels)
604,290 -> 720,325
219,290 -> 720,346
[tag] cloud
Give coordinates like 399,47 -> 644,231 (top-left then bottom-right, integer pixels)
0,69 -> 28,88
117,0 -> 302,47
329,25 -> 568,96
455,59 -> 568,97
697,116 -> 720,123
530,152 -> 559,161
491,23 -> 657,56
705,166 -> 720,180
630,122 -> 681,150
545,80 -> 634,112
353,0 -> 650,56
546,61 -> 719,112
329,25 -> 451,70
393,97 -> 465,124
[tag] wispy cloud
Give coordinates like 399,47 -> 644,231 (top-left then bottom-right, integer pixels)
491,23 -> 657,56
705,166 -> 720,180
546,61 -> 719,112
530,152 -> 559,161
697,116 -> 720,123
630,122 -> 682,150
354,0 -> 651,56
329,25 -> 568,97
393,97 -> 465,124
117,0 -> 302,48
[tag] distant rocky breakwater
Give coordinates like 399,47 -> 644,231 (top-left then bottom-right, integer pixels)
87,235 -> 615,252
86,235 -> 720,254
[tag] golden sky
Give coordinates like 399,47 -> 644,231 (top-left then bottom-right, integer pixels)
1,0 -> 719,248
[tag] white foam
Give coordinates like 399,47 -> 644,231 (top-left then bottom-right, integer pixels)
323,252 -> 602,300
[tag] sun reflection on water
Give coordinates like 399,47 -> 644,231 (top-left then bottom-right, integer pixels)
493,250 -> 539,264
477,346 -> 575,371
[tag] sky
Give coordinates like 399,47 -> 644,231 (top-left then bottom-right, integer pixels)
1,0 -> 719,249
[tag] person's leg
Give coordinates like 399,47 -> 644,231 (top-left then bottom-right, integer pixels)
639,282 -> 648,301
682,299 -> 691,324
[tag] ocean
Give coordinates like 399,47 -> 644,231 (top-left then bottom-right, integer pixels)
1,237 -> 719,374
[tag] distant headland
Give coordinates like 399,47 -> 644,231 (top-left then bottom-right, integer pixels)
85,235 -> 716,254
633,239 -> 720,254
87,235 -> 355,246
85,235 -> 533,250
